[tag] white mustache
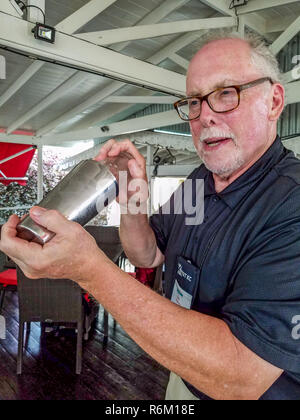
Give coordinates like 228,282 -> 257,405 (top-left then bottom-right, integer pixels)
199,128 -> 236,143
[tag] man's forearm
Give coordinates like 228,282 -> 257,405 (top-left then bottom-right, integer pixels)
81,257 -> 282,400
119,213 -> 164,268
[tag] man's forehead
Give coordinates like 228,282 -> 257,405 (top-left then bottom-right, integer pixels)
194,37 -> 251,59
186,39 -> 253,93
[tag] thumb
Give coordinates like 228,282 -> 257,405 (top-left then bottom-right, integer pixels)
30,207 -> 69,234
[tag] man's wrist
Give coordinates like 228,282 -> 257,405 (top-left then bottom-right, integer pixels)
77,252 -> 121,304
76,249 -> 107,287
119,199 -> 148,216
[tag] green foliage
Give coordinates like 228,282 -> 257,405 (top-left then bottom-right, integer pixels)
0,149 -> 67,224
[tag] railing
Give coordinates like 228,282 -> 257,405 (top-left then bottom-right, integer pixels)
0,205 -> 33,211
0,205 -> 35,224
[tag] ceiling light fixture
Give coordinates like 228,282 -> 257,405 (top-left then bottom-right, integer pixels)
31,22 -> 56,44
14,0 -> 56,44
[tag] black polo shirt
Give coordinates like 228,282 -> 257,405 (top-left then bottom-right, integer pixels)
150,136 -> 300,400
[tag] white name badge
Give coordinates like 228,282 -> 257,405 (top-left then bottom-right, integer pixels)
171,279 -> 193,309
170,256 -> 200,310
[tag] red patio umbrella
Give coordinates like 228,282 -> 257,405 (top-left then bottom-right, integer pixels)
0,141 -> 36,186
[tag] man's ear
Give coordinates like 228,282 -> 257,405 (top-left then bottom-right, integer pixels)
268,83 -> 285,121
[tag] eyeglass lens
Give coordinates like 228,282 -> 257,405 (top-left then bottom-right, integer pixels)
177,87 -> 239,120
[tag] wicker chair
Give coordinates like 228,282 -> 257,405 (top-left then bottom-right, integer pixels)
0,251 -> 17,315
16,225 -> 123,375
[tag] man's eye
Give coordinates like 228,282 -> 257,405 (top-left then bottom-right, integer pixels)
221,90 -> 231,96
190,100 -> 199,107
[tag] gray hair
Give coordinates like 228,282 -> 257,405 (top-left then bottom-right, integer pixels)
194,29 -> 283,84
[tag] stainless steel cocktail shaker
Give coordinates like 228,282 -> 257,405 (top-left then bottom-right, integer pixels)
16,159 -> 119,245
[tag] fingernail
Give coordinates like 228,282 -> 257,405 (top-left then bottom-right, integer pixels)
31,207 -> 46,217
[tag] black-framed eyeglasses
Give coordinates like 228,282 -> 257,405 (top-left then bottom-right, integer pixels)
174,77 -> 273,122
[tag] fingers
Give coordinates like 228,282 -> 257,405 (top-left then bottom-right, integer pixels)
0,210 -> 102,282
1,214 -> 20,238
29,207 -> 71,235
94,139 -> 117,161
109,140 -> 146,171
95,139 -> 146,174
0,214 -> 19,248
0,214 -> 42,264
0,214 -> 25,246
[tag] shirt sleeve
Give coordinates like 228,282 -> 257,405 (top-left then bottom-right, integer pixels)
222,189 -> 300,374
149,203 -> 173,255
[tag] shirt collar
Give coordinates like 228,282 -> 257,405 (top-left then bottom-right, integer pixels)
203,136 -> 285,209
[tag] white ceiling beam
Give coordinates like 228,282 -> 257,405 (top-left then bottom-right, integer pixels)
111,0 -> 191,51
148,30 -> 206,66
6,72 -> 88,134
199,0 -> 268,35
76,17 -> 236,45
285,80 -> 300,104
0,0 -> 117,109
36,80 -> 124,136
0,14 -> 186,92
59,130 -> 195,170
61,31 -> 209,134
237,15 -> 245,37
175,154 -> 193,163
40,110 -> 182,145
61,102 -> 149,134
150,164 -> 198,177
56,0 -> 118,34
200,0 -> 234,16
61,139 -> 148,170
27,0 -> 45,24
2,0 -> 23,17
282,70 -> 295,84
36,1 -> 197,136
170,149 -> 194,159
0,133 -> 37,145
241,13 -> 267,35
237,0 -> 300,15
175,156 -> 199,165
0,60 -> 44,108
36,30 -> 204,137
70,63 -> 300,137
168,53 -> 189,71
55,32 -> 208,134
202,0 -> 300,41
48,0 -> 276,138
283,137 -> 300,155
102,96 -> 178,104
130,0 -> 191,26
282,68 -> 300,84
110,131 -> 195,154
36,4 -> 213,137
265,15 -> 295,33
269,15 -> 300,55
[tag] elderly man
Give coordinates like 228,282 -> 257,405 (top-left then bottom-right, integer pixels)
1,31 -> 300,400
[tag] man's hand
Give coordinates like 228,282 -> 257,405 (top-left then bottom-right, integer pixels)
95,139 -> 148,210
95,138 -> 163,268
0,207 -> 107,283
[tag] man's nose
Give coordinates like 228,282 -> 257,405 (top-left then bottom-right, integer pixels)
198,99 -> 217,127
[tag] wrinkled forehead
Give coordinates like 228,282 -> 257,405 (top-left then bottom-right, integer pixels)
186,39 -> 259,96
